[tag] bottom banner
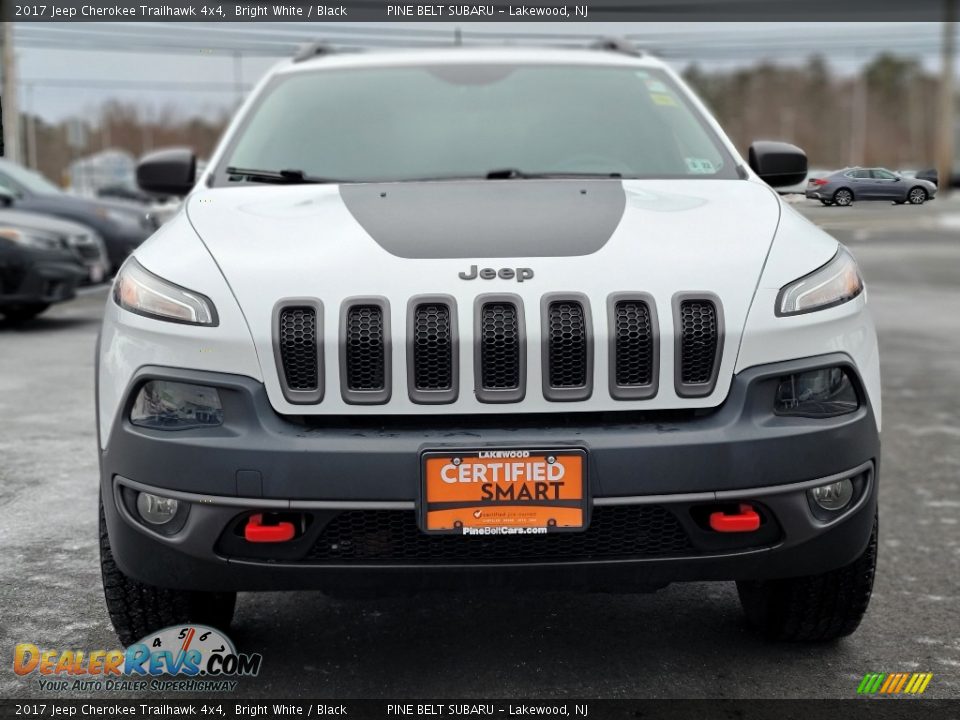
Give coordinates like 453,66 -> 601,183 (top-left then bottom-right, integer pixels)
1,700 -> 959,720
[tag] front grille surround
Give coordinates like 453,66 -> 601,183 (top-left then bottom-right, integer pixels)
340,297 -> 391,405
474,294 -> 526,404
673,292 -> 724,398
272,299 -> 323,404
607,292 -> 659,400
406,295 -> 458,405
270,291 -> 726,407
541,293 -> 593,402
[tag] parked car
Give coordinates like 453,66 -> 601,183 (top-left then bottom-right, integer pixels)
0,188 -> 110,285
98,43 -> 880,646
0,222 -> 86,321
899,168 -> 939,187
0,159 -> 154,271
807,167 -> 937,206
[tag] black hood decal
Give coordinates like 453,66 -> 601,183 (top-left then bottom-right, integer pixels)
340,180 -> 626,259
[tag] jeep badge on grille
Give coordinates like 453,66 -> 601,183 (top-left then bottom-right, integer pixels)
458,265 -> 534,282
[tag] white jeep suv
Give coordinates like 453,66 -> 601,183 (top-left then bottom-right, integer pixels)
97,42 -> 880,645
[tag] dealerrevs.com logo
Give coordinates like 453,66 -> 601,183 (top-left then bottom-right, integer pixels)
13,625 -> 262,693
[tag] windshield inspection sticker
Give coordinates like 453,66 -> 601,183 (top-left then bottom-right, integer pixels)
685,158 -> 717,174
650,92 -> 679,107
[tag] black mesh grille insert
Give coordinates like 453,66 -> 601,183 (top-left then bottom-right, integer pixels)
480,302 -> 521,390
278,306 -> 319,391
679,299 -> 719,385
412,303 -> 453,391
547,301 -> 588,388
614,300 -> 654,387
305,506 -> 693,564
345,305 -> 386,391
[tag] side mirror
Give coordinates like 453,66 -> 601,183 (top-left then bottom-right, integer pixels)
0,187 -> 14,207
137,147 -> 196,196
748,141 -> 808,188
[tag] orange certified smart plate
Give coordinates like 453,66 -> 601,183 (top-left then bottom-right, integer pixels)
420,449 -> 588,534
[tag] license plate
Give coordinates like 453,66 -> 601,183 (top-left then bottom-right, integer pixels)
420,449 -> 587,535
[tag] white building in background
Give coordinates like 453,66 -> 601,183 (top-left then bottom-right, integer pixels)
67,149 -> 136,196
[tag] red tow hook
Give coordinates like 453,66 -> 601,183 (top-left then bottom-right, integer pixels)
709,504 -> 761,533
244,513 -> 296,543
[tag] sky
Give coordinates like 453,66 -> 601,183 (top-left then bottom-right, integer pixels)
8,22 -> 946,123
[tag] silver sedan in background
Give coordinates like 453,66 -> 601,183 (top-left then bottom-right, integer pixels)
806,167 -> 937,206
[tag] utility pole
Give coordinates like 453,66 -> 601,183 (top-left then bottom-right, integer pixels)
1,21 -> 19,162
850,72 -> 868,167
233,50 -> 243,108
25,82 -> 36,168
938,3 -> 956,193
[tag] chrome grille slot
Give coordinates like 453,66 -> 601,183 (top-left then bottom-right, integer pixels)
273,300 -> 323,404
340,298 -> 391,404
542,294 -> 592,402
408,296 -> 457,404
475,295 -> 525,403
674,295 -> 723,397
609,294 -> 658,400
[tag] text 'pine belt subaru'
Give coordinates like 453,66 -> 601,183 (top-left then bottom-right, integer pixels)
96,40 -> 881,645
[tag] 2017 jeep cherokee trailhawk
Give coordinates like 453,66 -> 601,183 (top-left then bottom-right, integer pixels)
97,43 -> 880,645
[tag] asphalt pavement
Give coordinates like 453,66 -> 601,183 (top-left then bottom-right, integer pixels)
0,198 -> 958,700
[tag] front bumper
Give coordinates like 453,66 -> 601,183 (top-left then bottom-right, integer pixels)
100,354 -> 880,592
0,247 -> 84,306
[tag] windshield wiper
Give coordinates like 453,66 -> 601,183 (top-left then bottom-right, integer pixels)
225,167 -> 339,184
484,168 -> 623,180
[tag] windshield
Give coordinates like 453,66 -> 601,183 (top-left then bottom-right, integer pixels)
215,64 -> 737,185
0,160 -> 64,195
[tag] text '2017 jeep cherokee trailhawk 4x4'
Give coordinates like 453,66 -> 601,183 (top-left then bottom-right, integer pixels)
97,43 -> 880,645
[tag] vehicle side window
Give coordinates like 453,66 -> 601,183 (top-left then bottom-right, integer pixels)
844,170 -> 867,179
871,169 -> 896,180
0,171 -> 22,196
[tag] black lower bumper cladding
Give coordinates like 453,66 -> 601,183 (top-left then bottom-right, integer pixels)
100,353 -> 879,592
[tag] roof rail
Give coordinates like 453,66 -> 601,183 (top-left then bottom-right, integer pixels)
589,37 -> 644,57
292,41 -> 336,63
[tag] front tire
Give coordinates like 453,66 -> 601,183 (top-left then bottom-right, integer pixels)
820,200 -> 833,206
833,188 -> 854,206
737,516 -> 877,641
100,500 -> 237,646
908,187 -> 928,205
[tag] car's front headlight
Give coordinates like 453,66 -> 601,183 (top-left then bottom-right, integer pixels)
777,246 -> 863,316
113,258 -> 217,325
0,227 -> 65,251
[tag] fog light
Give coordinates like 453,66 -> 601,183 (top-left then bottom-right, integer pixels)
130,381 -> 223,430
775,367 -> 858,418
809,479 -> 854,511
136,492 -> 180,525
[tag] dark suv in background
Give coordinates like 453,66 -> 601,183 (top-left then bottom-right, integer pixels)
0,159 -> 155,271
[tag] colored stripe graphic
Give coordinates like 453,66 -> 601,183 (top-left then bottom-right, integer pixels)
858,672 -> 933,695
858,673 -> 885,694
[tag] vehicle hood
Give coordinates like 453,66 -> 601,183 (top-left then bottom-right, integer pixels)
184,178 -> 784,413
0,207 -> 95,237
16,193 -> 148,229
